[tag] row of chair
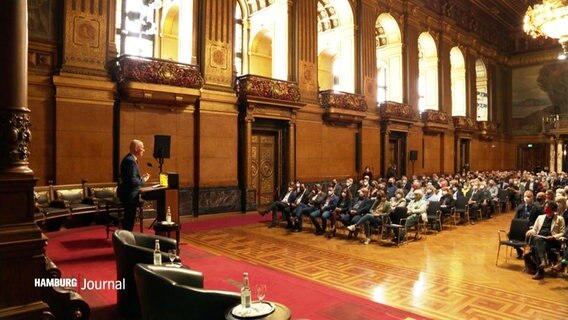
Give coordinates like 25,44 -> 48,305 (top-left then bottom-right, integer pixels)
297,194 -> 509,246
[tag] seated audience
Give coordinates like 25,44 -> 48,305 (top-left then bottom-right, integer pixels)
328,188 -> 352,239
310,186 -> 339,235
293,184 -> 326,232
439,187 -> 456,219
259,182 -> 296,228
339,188 -> 373,239
391,188 -> 407,208
396,189 -> 427,243
526,201 -> 566,280
347,190 -> 392,245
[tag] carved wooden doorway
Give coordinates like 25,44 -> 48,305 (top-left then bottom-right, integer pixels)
251,131 -> 278,206
458,138 -> 470,171
517,143 -> 546,172
387,131 -> 406,177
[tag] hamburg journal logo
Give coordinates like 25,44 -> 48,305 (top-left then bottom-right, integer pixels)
34,276 -> 125,292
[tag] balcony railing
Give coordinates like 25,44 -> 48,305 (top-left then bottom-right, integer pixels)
543,114 -> 568,133
319,90 -> 367,112
477,120 -> 499,140
379,101 -> 417,122
107,54 -> 203,89
235,75 -> 301,102
421,109 -> 450,133
452,116 -> 478,132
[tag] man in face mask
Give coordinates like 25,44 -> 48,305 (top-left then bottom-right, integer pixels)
513,190 -> 543,258
260,182 -> 297,228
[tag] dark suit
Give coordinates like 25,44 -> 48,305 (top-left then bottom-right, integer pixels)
310,194 -> 339,233
117,153 -> 145,231
339,198 -> 373,227
514,203 -> 543,227
263,189 -> 297,226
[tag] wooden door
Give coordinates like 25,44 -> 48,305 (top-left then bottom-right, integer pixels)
251,133 -> 277,206
459,139 -> 470,171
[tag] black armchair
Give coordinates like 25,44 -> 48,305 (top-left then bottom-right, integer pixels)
112,230 -> 178,317
134,264 -> 241,320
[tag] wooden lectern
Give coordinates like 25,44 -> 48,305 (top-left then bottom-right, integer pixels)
141,172 -> 180,242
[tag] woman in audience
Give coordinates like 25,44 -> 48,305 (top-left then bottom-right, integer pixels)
439,187 -> 456,225
369,180 -> 380,200
347,190 -> 392,245
391,189 -> 407,208
327,188 -> 352,239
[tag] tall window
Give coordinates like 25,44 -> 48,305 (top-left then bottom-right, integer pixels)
377,62 -> 387,105
116,0 -> 159,57
450,47 -> 467,116
317,0 -> 355,93
476,59 -> 489,121
418,32 -> 439,112
375,13 -> 402,104
234,4 -> 243,76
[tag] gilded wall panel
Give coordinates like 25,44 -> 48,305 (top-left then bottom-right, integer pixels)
61,0 -> 108,72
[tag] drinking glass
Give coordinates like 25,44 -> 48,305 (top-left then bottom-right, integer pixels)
255,284 -> 267,303
168,249 -> 177,265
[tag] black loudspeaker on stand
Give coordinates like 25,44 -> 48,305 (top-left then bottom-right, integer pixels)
409,150 -> 418,175
153,135 -> 171,173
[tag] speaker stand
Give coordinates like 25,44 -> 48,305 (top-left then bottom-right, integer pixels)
157,157 -> 164,173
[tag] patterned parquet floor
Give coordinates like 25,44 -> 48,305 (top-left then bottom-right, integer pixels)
179,211 -> 568,320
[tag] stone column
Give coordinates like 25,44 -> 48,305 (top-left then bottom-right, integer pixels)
0,1 -> 49,318
557,140 -> 563,173
0,0 -> 33,177
242,113 -> 254,211
288,118 -> 296,182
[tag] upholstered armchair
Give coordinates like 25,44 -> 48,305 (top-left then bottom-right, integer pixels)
112,230 -> 178,317
134,264 -> 241,320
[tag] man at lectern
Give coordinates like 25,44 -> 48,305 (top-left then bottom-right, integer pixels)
117,139 -> 150,231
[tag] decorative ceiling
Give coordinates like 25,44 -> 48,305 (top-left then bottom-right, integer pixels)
465,0 -> 559,54
469,0 -> 531,32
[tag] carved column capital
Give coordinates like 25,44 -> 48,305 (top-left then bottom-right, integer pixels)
0,109 -> 33,175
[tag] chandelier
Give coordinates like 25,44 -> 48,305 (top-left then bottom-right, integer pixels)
524,0 -> 568,58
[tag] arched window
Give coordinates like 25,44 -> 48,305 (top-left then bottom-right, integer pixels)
250,29 -> 273,77
418,32 -> 439,112
317,0 -> 355,92
116,0 -> 194,62
116,0 -> 160,57
160,4 -> 179,61
233,0 -> 287,79
375,13 -> 402,104
476,59 -> 489,121
450,47 -> 467,116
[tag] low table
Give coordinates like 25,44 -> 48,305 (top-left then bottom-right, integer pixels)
153,221 -> 181,251
224,302 -> 291,320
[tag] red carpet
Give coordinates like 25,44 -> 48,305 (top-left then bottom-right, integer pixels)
45,225 -> 428,320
